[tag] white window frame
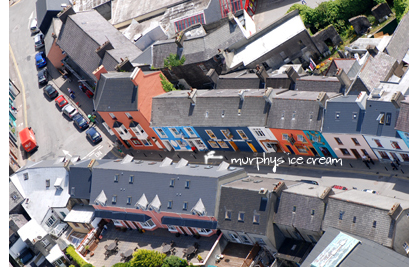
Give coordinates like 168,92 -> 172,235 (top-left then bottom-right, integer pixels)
184,127 -> 197,137
236,130 -> 248,140
156,128 -> 167,138
196,228 -> 212,235
114,174 -> 119,182
167,225 -> 178,232
167,201 -> 173,209
141,219 -> 156,229
112,220 -> 123,227
253,128 -> 265,137
169,128 -> 181,137
46,216 -> 57,227
41,238 -> 50,247
193,139 -> 206,149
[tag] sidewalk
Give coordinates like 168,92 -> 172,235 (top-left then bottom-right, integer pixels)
108,146 -> 409,180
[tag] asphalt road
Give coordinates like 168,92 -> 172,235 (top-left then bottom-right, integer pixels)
9,0 -> 113,163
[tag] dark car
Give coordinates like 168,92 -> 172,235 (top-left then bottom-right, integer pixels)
35,52 -> 46,68
73,114 -> 89,131
43,84 -> 58,99
38,68 -> 48,86
19,248 -> 34,264
86,127 -> 102,144
300,179 -> 319,185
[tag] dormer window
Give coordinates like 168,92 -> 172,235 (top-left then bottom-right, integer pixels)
109,113 -> 117,120
125,112 -> 133,119
292,111 -> 296,120
46,179 -> 50,187
335,112 -> 340,120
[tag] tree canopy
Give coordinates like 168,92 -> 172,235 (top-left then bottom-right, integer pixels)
128,249 -> 166,267
164,54 -> 186,70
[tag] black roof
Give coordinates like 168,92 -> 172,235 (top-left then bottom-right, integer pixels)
94,210 -> 151,222
161,216 -> 217,229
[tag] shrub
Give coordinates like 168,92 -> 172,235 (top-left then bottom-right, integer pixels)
160,74 -> 177,92
112,263 -> 130,267
65,246 -> 93,267
164,54 -> 186,69
394,0 -> 409,21
129,249 -> 165,267
162,256 -> 188,267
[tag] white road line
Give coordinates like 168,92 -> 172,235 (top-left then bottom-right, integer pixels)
28,12 -> 34,29
83,145 -> 103,159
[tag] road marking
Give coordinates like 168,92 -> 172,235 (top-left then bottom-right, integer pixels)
95,151 -> 103,158
83,145 -> 103,159
9,44 -> 27,127
28,12 -> 34,28
62,150 -> 72,157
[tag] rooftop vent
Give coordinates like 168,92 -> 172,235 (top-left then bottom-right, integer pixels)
371,88 -> 383,98
259,188 -> 267,194
148,162 -> 157,165
205,166 -> 213,169
217,161 -> 230,171
134,160 -> 143,164
242,178 -> 253,182
160,157 -> 173,167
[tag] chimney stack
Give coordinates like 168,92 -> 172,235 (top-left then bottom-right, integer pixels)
115,57 -> 134,72
92,65 -> 108,81
57,5 -> 75,23
335,68 -> 352,89
285,66 -> 300,84
187,88 -> 197,104
255,65 -> 269,83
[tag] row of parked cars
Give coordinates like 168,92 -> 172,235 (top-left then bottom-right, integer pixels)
32,19 -> 102,145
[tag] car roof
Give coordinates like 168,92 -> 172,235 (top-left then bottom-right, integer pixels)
63,104 -> 74,110
86,127 -> 97,134
73,113 -> 83,120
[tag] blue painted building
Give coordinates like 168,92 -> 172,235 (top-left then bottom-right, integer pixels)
152,126 -> 208,152
304,130 -> 337,158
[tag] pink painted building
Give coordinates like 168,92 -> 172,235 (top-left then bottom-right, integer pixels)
87,157 -> 247,237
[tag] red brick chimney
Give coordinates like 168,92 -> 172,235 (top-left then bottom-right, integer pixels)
93,65 -> 108,81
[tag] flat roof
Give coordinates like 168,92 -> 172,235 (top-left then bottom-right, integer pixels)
223,176 -> 300,191
284,183 -> 330,198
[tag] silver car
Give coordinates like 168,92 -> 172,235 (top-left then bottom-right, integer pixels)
34,33 -> 44,50
62,104 -> 78,120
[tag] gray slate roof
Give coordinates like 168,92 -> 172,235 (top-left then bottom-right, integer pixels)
151,89 -> 277,127
94,72 -> 138,112
68,159 -> 93,200
385,11 -> 409,63
266,90 -> 339,131
152,21 -> 245,68
322,95 -> 365,134
274,184 -> 330,232
217,70 -> 261,89
395,99 -> 409,132
295,76 -> 344,93
89,158 -> 246,217
360,98 -> 399,137
301,227 -> 409,267
57,10 -> 142,82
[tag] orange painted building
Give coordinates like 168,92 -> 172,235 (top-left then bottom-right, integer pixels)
93,66 -> 166,150
269,128 -> 318,156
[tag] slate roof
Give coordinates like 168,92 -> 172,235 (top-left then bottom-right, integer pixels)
274,184 -> 331,232
322,95 -> 365,134
94,72 -> 138,112
325,58 -> 357,76
57,10 -> 142,82
151,88 -> 282,127
68,159 -> 93,200
322,190 -> 409,248
217,70 -> 262,89
266,91 -> 339,131
152,21 -> 245,68
385,11 -> 409,63
89,158 -> 247,217
9,181 -> 24,213
347,76 -> 370,95
295,76 -> 344,93
301,227 -> 409,267
395,99 -> 409,132
36,0 -> 70,34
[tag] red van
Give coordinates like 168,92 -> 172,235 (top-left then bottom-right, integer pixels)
19,127 -> 38,152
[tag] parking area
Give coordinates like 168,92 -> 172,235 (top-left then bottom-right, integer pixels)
89,223 -> 218,267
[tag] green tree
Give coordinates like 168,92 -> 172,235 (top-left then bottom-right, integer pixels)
160,74 -> 177,92
162,256 -> 188,267
129,249 -> 165,267
394,0 -> 409,21
112,263 -> 129,267
83,264 -> 93,267
164,54 -> 186,70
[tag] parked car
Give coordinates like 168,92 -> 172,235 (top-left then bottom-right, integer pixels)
362,189 -> 377,194
86,127 -> 102,144
55,95 -> 68,109
34,32 -> 44,50
62,104 -> 78,120
35,52 -> 46,68
333,185 -> 348,190
37,68 -> 48,86
73,114 -> 89,131
300,179 -> 319,185
43,84 -> 58,99
30,18 -> 39,34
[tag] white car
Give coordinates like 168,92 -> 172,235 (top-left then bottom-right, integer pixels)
362,189 -> 377,194
62,104 -> 78,120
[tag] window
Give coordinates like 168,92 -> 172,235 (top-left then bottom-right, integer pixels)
361,149 -> 369,156
125,112 -> 133,119
240,235 -> 251,244
140,139 -> 152,146
127,196 -> 132,205
400,154 -> 409,162
403,242 -> 409,254
293,206 -> 296,212
385,113 -> 392,125
24,173 -> 29,180
169,128 -> 180,137
218,141 -> 229,148
156,128 -> 167,138
73,222 -> 80,228
60,212 -> 66,218
282,134 -> 289,141
168,225 -> 177,231
109,113 -> 116,119
295,144 -> 307,153
374,139 -> 383,147
208,141 -> 219,148
353,216 -> 356,223
205,111 -> 209,118
170,179 -> 175,187
281,111 -> 285,120
197,228 -> 212,235
168,201 -> 173,209
131,138 -> 142,146
185,127 -> 196,137
112,195 -> 117,204
309,112 -> 313,120
206,130 -> 216,139
254,128 -> 265,137
311,210 -> 315,216
373,221 -> 377,228
335,137 -> 343,145
292,111 -> 296,120
352,112 -> 358,120
391,141 -> 401,149
255,238 -> 266,246
221,129 -> 233,139
71,187 -> 75,196
129,175 -> 134,184
340,149 -> 350,155
46,216 -> 56,227
237,130 -> 248,140
114,174 -> 119,182
260,197 -> 268,211
225,210 -> 232,220
221,110 -> 225,118
379,151 -> 390,160
377,113 -> 385,124
253,214 -> 260,224
183,202 -> 188,210
339,211 -> 344,220
335,112 -> 340,120
185,180 -> 190,189
352,138 -> 360,145
238,212 -> 245,222
41,239 -> 50,247
46,179 -> 50,187
297,135 -> 306,142
141,219 -> 156,229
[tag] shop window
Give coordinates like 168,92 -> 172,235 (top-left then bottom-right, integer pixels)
208,141 -> 219,148
295,144 -> 307,153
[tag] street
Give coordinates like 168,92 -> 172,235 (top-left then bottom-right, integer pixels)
9,0 -> 113,163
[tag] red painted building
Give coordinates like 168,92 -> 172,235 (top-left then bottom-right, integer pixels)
93,66 -> 166,150
269,129 -> 317,156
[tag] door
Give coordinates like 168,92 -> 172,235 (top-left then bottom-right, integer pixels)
310,147 -> 319,156
229,141 -> 239,151
351,149 -> 361,159
151,137 -> 163,149
286,145 -> 295,154
162,140 -> 173,151
247,142 -> 257,152
390,152 -> 400,162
